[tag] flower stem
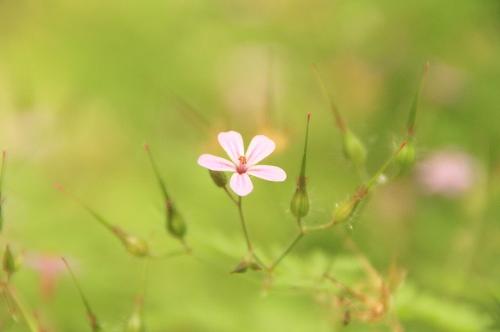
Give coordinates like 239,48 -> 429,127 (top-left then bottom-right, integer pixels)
223,186 -> 239,205
269,226 -> 304,272
2,285 -> 39,332
237,197 -> 253,253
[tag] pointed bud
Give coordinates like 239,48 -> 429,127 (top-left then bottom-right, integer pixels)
145,144 -> 188,241
55,184 -> 150,258
110,227 -> 149,257
332,187 -> 367,225
3,245 -> 18,280
62,258 -> 101,332
342,129 -> 367,170
395,141 -> 416,174
166,206 -> 187,239
125,299 -> 146,332
209,170 -> 227,188
407,62 -> 429,137
290,190 -> 309,219
291,113 -> 311,219
125,310 -> 145,332
122,234 -> 150,258
230,259 -> 261,274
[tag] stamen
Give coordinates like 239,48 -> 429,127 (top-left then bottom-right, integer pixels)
237,156 -> 247,174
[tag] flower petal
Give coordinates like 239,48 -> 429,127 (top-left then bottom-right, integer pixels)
245,135 -> 276,166
230,173 -> 253,196
197,154 -> 235,171
218,131 -> 244,164
248,165 -> 287,182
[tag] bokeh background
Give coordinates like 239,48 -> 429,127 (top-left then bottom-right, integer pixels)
1,0 -> 499,331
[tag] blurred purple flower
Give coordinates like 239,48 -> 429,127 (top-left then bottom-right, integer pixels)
26,254 -> 67,300
416,149 -> 477,197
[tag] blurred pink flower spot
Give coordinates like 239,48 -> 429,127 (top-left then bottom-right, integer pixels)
198,131 -> 286,196
416,149 -> 477,197
26,254 -> 68,300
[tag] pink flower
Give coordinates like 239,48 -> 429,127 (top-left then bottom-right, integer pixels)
198,131 -> 287,196
26,254 -> 67,300
416,149 -> 478,197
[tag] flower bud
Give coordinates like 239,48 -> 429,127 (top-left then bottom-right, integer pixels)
291,187 -> 309,218
145,145 -> 188,241
111,227 -> 149,257
122,235 -> 150,257
342,129 -> 367,169
209,170 -> 227,188
231,260 -> 261,274
291,113 -> 311,219
332,188 -> 367,225
3,245 -> 18,279
125,309 -> 145,332
396,141 -> 416,173
167,206 -> 187,240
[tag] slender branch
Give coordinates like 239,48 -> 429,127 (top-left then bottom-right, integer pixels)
2,285 -> 39,332
222,192 -> 267,269
269,230 -> 304,272
312,65 -> 347,133
62,258 -> 101,332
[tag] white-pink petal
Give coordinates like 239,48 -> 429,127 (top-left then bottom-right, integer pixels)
197,154 -> 235,172
247,165 -> 287,182
245,135 -> 276,166
230,173 -> 253,196
218,131 -> 244,164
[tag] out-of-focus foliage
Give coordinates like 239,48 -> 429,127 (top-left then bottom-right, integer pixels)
1,0 -> 500,331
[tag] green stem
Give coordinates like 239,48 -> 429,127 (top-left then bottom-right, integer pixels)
62,258 -> 101,332
237,197 -> 253,252
4,285 -> 40,332
144,144 -> 171,202
269,231 -> 304,272
223,186 -> 239,205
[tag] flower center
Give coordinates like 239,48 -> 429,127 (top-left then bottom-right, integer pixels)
236,156 -> 247,174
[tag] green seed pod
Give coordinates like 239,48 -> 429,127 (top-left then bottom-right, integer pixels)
122,235 -> 150,257
291,186 -> 309,218
332,198 -> 358,225
396,141 -> 416,174
332,187 -> 367,226
290,113 -> 311,220
167,206 -> 187,239
3,245 -> 18,280
342,129 -> 367,169
231,260 -> 249,274
231,260 -> 261,274
125,309 -> 145,332
209,170 -> 227,188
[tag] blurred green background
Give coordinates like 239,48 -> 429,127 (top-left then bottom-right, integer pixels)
1,0 -> 499,331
